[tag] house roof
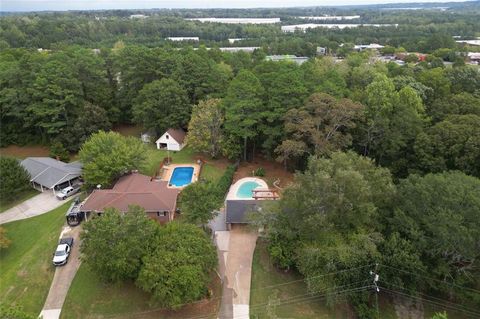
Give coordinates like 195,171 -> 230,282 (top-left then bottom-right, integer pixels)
20,157 -> 82,189
81,173 -> 179,213
226,200 -> 263,224
165,128 -> 186,144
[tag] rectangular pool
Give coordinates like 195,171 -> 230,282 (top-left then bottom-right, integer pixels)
169,167 -> 194,187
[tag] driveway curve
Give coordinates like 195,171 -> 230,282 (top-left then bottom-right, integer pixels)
0,192 -> 70,225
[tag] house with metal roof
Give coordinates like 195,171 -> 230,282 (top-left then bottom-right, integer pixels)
20,157 -> 83,194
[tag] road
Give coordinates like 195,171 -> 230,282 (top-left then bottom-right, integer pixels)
39,225 -> 82,319
0,192 -> 70,225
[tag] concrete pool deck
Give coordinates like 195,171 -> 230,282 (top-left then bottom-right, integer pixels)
161,163 -> 200,188
226,177 -> 269,200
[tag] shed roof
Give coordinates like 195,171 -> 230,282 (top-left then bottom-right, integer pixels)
81,173 -> 179,213
226,200 -> 263,224
20,157 -> 82,189
158,128 -> 186,145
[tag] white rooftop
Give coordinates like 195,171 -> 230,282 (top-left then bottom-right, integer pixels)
186,18 -> 280,24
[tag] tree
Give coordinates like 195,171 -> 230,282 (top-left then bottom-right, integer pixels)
0,156 -> 31,202
276,93 -> 364,166
414,115 -> 480,177
186,98 -> 224,158
133,78 -> 190,135
49,141 -> 69,162
79,131 -> 147,188
223,70 -> 264,161
178,181 -> 219,226
80,206 -> 158,282
427,93 -> 480,123
0,226 -> 11,249
136,222 -> 217,308
60,102 -> 111,152
258,152 -> 394,316
386,172 -> 480,295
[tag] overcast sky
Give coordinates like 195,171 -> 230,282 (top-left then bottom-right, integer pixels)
0,0 -> 472,12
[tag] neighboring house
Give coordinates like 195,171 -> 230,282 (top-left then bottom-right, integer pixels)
80,172 -> 179,223
155,128 -> 186,151
20,157 -> 83,194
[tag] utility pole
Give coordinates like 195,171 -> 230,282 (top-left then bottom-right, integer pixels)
370,263 -> 380,318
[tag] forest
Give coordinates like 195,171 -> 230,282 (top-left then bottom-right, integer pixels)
1,3 -> 480,318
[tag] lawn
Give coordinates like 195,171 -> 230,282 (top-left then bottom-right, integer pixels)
0,202 -> 70,315
0,188 -> 39,213
142,146 -> 229,183
61,267 -> 222,319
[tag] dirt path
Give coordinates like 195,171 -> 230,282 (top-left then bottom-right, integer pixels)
216,225 -> 258,319
0,192 -> 71,225
39,225 -> 82,319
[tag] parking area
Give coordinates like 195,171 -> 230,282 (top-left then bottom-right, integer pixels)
0,192 -> 70,225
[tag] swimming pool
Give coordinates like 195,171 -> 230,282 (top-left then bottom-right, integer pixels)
169,167 -> 194,187
236,181 -> 261,198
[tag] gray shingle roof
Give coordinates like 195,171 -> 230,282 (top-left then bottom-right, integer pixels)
226,200 -> 263,224
20,157 -> 82,189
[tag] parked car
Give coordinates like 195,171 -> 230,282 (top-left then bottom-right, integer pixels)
56,186 -> 80,200
52,237 -> 74,266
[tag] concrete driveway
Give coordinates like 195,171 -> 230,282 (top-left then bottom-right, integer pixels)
40,225 -> 82,319
216,225 -> 258,319
0,191 -> 69,225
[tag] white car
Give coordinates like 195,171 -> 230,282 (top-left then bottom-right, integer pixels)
56,186 -> 80,200
52,237 -> 73,266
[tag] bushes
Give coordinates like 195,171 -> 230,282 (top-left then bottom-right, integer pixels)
215,164 -> 236,201
0,157 -> 31,202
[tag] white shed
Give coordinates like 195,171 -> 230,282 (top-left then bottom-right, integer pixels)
155,129 -> 186,151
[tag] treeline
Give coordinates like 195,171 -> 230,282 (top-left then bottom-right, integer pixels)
2,44 -> 479,179
0,6 -> 479,53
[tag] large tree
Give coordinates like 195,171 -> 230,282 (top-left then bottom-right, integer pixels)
136,222 -> 217,308
186,98 -> 224,158
133,78 -> 190,135
223,70 -> 264,161
79,131 -> 147,188
276,93 -> 364,166
80,206 -> 158,282
178,181 -> 219,226
0,156 -> 31,202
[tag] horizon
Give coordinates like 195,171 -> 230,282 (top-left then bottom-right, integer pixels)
0,0 -> 475,13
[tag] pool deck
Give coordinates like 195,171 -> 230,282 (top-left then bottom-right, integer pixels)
161,163 -> 200,188
226,177 -> 269,201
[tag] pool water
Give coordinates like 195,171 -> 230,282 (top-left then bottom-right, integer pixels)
236,181 -> 261,198
169,167 -> 194,187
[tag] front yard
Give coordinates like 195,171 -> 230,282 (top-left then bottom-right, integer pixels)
0,202 -> 70,315
0,188 -> 39,213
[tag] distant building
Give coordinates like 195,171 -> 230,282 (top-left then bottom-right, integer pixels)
185,18 -> 280,24
297,15 -> 360,20
220,47 -> 260,53
130,14 -> 147,19
92,49 -> 101,55
316,46 -> 327,55
228,38 -> 245,44
265,55 -> 309,65
166,37 -> 200,42
468,52 -> 480,64
354,43 -> 385,51
281,23 -> 398,33
456,40 -> 480,46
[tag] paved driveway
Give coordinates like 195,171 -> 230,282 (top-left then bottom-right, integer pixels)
0,191 -> 69,225
216,225 -> 258,319
40,225 -> 82,319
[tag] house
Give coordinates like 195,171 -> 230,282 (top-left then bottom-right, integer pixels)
155,128 -> 186,151
80,172 -> 180,223
20,157 -> 83,194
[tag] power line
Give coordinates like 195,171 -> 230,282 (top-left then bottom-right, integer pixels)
378,264 -> 480,294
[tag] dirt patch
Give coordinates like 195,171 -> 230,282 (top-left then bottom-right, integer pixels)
112,124 -> 144,137
0,145 -> 50,159
233,156 -> 294,189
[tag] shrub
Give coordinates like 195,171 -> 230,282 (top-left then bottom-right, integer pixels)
253,167 -> 265,177
0,157 -> 31,202
49,141 -> 70,162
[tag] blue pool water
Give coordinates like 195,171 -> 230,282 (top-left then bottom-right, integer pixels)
169,167 -> 194,187
236,181 -> 261,198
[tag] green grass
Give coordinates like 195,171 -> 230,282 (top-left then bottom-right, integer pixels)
142,146 -> 226,183
0,189 -> 39,213
250,239 -> 341,319
0,202 -> 70,315
61,267 -> 221,319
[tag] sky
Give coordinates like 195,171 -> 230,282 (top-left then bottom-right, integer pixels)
0,0 -> 472,12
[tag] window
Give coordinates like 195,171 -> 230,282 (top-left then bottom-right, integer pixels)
165,134 -> 169,139
157,211 -> 167,217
